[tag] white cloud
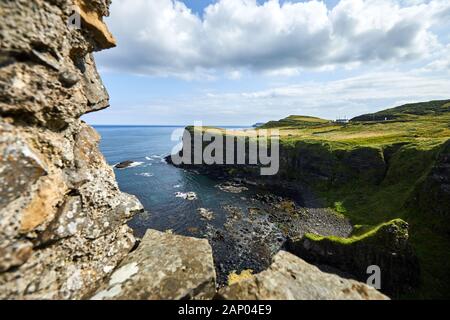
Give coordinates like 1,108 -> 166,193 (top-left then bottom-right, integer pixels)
97,0 -> 450,78
422,44 -> 450,71
238,72 -> 450,102
84,71 -> 450,125
226,70 -> 243,80
201,72 -> 450,120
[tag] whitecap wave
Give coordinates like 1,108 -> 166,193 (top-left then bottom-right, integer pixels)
138,172 -> 154,177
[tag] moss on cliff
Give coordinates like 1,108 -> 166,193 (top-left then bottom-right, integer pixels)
304,218 -> 409,246
316,140 -> 450,298
254,101 -> 450,298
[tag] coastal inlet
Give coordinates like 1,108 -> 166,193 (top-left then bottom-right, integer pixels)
97,125 -> 352,285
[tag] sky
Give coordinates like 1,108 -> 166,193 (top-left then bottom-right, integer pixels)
83,0 -> 450,126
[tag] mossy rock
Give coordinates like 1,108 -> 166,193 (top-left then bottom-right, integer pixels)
286,219 -> 420,298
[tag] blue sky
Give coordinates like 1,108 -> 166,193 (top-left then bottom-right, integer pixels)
83,0 -> 450,126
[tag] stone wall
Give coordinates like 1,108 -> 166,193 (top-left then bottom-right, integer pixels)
0,0 -> 143,299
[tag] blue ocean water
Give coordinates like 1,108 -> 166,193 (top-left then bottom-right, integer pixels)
95,125 -> 253,236
95,125 -> 285,283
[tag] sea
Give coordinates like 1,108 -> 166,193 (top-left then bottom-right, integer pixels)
95,125 -> 283,283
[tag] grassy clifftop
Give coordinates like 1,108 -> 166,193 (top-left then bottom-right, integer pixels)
259,99 -> 450,149
262,115 -> 331,129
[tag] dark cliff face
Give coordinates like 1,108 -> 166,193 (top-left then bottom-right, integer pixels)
277,142 -> 387,187
171,134 -> 389,196
412,140 -> 450,231
0,0 -> 143,299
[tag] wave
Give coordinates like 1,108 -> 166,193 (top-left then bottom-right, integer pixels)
113,161 -> 144,169
137,172 -> 154,177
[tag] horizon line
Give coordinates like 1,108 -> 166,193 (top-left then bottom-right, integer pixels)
90,124 -> 252,127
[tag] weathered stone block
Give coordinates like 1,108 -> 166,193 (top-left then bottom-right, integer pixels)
0,0 -> 142,299
91,229 -> 217,300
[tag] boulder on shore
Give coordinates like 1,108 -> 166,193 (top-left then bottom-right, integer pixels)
114,160 -> 136,169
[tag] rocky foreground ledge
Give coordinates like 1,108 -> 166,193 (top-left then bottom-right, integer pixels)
217,251 -> 388,300
91,229 -> 388,300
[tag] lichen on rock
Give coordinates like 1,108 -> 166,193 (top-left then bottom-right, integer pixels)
91,229 -> 217,300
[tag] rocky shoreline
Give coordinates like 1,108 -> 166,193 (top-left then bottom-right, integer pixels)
203,182 -> 354,285
156,155 -> 357,287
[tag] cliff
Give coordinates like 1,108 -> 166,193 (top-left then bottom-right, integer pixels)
0,0 -> 143,299
170,100 -> 450,298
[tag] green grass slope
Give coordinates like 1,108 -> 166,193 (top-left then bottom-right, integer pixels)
261,115 -> 331,129
352,99 -> 450,121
